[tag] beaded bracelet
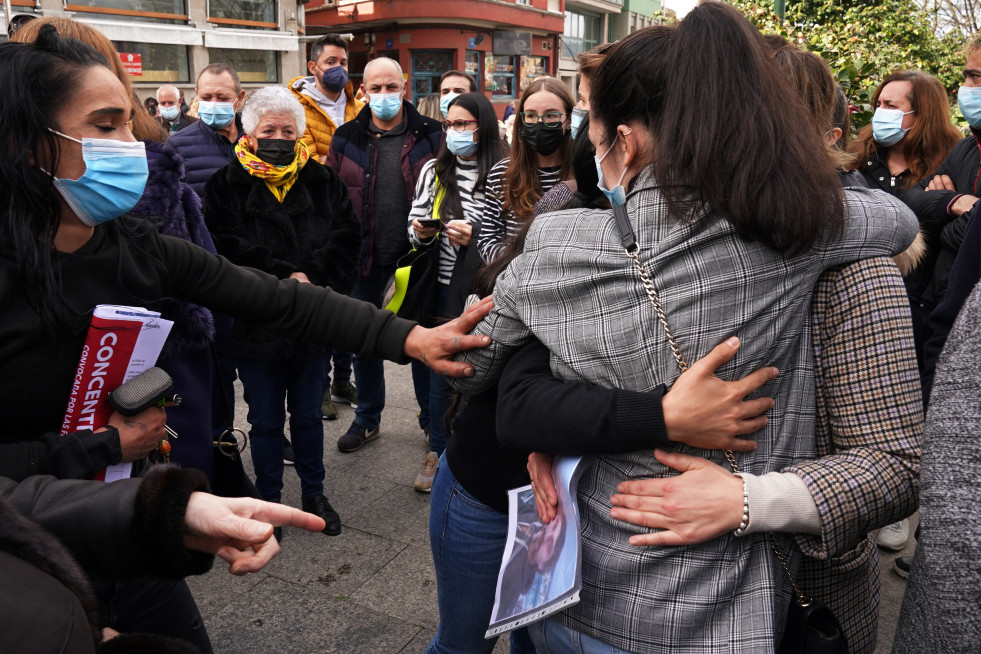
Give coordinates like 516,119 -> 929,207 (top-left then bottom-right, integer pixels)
733,473 -> 750,537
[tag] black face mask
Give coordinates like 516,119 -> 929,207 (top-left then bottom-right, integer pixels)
254,138 -> 296,166
520,123 -> 566,156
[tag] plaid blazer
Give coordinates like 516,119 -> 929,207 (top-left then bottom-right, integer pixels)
796,257 -> 923,654
453,169 -> 918,653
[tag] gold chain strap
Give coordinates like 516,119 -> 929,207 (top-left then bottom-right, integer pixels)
623,248 -> 739,473
626,243 -> 809,606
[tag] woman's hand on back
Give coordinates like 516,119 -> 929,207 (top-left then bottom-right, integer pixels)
662,337 -> 777,453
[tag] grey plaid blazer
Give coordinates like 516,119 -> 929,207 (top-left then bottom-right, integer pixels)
453,169 -> 918,653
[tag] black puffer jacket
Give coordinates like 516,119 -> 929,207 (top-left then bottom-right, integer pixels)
0,466 -> 211,653
902,130 -> 981,308
204,158 -> 362,359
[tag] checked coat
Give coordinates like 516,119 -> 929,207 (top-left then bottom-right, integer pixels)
452,168 -> 918,653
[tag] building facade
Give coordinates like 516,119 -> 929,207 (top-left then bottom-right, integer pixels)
3,0 -> 306,101
304,0 -> 565,117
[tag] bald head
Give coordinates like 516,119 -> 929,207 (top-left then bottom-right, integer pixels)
363,57 -> 404,89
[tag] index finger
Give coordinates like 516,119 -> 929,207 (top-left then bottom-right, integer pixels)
246,502 -> 327,533
455,296 -> 494,331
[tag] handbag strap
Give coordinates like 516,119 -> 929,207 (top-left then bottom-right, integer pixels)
611,204 -> 810,606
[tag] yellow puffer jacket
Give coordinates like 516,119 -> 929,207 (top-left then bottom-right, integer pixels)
289,76 -> 364,163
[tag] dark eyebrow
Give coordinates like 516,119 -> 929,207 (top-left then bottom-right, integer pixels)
965,68 -> 981,76
87,107 -> 127,118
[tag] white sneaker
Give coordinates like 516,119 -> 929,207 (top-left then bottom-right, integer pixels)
876,519 -> 910,551
414,452 -> 439,493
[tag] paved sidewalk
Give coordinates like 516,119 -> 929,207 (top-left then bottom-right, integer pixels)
188,361 -> 911,654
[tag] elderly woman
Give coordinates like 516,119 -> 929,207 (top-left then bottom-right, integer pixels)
204,86 -> 361,535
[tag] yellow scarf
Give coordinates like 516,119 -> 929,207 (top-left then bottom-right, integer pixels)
234,137 -> 310,203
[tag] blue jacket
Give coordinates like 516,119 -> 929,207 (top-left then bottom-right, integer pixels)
326,101 -> 442,275
166,115 -> 244,200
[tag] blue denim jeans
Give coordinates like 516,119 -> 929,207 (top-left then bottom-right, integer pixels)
327,349 -> 353,387
425,283 -> 453,453
350,263 -> 397,430
528,619 -> 640,654
427,454 -> 535,654
237,346 -> 329,501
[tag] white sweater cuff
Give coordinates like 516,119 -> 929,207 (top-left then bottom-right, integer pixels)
742,472 -> 821,535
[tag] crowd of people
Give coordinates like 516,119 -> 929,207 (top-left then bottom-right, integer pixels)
3,2 -> 981,652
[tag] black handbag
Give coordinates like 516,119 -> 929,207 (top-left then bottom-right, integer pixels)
212,427 -> 261,499
779,596 -> 849,654
385,239 -> 441,327
772,535 -> 849,654
209,346 -> 261,499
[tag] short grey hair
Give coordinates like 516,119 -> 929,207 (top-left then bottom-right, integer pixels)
156,84 -> 179,101
241,86 -> 306,136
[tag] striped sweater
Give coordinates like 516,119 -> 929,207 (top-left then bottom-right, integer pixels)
477,157 -> 562,264
407,158 -> 483,284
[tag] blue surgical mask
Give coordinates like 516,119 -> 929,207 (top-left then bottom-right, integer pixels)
197,100 -> 236,129
570,107 -> 587,140
159,105 -> 180,122
368,91 -> 403,121
446,129 -> 478,157
440,92 -> 460,119
48,130 -> 148,226
320,65 -> 349,93
959,85 -> 981,128
872,107 -> 914,147
594,136 -> 629,208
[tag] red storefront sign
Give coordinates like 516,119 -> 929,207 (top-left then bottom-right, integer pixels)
119,52 -> 142,76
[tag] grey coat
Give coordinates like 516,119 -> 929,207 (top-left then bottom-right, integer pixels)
893,280 -> 981,653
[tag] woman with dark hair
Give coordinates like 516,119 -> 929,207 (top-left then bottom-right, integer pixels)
477,76 -> 574,263
850,71 -> 960,373
407,91 -> 504,491
13,17 -> 221,482
534,46 -> 608,215
0,24 -> 490,652
451,5 -> 917,651
850,70 -> 960,196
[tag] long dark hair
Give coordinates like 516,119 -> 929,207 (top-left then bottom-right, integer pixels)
849,69 -> 961,189
503,76 -> 574,223
434,92 -> 504,223
0,25 -> 110,324
592,5 -> 844,256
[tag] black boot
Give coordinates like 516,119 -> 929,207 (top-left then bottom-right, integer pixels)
301,494 -> 342,536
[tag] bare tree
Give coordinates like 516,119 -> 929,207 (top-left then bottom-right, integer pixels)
923,0 -> 981,36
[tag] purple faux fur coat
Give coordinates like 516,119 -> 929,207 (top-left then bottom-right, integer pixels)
129,141 -> 216,478
130,140 -> 215,360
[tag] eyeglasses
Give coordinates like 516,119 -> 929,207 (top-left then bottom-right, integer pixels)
520,111 -> 566,127
441,119 -> 479,133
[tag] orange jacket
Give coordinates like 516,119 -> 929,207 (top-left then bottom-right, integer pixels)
289,76 -> 364,163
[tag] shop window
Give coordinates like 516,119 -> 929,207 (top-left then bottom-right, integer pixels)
484,54 -> 516,98
208,0 -> 277,30
208,47 -> 277,83
113,40 -> 189,83
411,50 -> 453,100
66,0 -> 187,24
520,55 -> 547,91
348,51 -> 369,89
563,10 -> 601,60
465,50 -> 482,91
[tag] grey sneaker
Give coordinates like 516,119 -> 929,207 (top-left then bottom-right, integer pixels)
876,519 -> 910,551
331,381 -> 358,407
337,422 -> 380,453
414,451 -> 439,493
321,392 -> 338,421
